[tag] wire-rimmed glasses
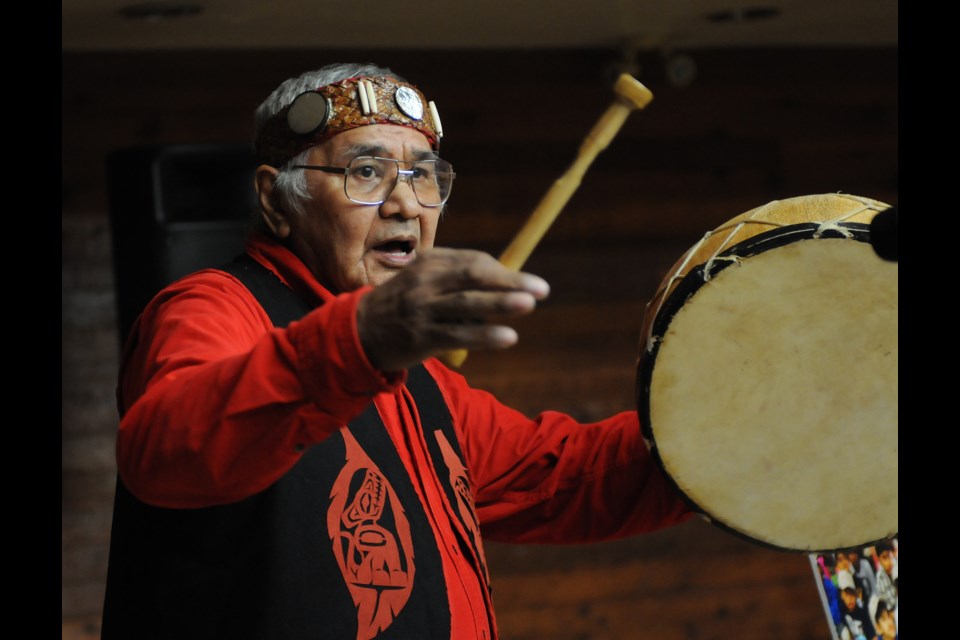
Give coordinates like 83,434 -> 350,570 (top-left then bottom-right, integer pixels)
291,156 -> 455,207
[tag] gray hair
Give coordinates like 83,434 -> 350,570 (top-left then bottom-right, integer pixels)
254,63 -> 402,217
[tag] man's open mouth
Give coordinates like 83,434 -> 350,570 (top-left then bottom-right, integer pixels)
374,240 -> 414,255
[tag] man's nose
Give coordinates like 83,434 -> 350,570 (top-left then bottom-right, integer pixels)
380,171 -> 421,218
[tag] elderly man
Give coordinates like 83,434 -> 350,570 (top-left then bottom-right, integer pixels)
101,62 -> 690,640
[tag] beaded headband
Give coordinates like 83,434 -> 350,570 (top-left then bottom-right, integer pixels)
255,76 -> 444,167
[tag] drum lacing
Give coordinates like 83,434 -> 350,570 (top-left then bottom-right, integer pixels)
813,194 -> 885,238
644,195 -> 888,354
646,207 -> 785,349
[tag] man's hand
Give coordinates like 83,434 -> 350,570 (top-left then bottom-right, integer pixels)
356,248 -> 550,372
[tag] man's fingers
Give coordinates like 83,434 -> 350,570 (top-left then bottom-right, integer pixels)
421,249 -> 550,299
426,322 -> 520,352
357,248 -> 552,371
430,290 -> 539,320
515,273 -> 550,300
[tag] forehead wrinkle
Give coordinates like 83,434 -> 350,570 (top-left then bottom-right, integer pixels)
334,141 -> 436,163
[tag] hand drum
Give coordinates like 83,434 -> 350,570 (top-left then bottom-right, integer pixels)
637,194 -> 898,552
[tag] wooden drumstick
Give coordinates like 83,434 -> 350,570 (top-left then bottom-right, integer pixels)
441,74 -> 654,368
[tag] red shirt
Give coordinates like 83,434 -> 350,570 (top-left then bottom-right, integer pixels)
116,234 -> 691,639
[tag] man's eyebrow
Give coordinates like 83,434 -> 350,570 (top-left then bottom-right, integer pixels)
337,143 -> 386,160
412,149 -> 439,161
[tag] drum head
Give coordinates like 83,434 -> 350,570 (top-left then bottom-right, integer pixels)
639,222 -> 898,552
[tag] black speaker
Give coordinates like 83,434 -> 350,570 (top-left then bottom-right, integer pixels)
106,144 -> 259,344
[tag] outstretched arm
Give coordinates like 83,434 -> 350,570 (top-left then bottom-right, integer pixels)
426,360 -> 692,544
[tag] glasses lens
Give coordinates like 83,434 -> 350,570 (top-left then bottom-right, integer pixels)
410,158 -> 454,207
344,157 -> 394,204
344,156 -> 455,206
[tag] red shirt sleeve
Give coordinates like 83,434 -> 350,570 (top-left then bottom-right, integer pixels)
116,268 -> 401,508
423,359 -> 692,544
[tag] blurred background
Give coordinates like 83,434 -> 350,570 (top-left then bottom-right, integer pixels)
62,1 -> 898,638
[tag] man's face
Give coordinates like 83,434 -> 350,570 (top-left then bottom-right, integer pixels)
285,124 -> 441,293
877,609 -> 897,638
879,550 -> 894,575
835,555 -> 852,572
840,589 -> 858,611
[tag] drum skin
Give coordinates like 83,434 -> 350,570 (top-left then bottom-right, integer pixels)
637,194 -> 898,553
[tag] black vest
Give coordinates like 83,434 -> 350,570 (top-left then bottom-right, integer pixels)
102,256 -> 490,639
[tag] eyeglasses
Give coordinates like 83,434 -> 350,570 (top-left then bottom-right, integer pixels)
291,156 -> 456,207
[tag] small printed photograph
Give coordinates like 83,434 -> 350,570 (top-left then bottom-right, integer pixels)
810,538 -> 898,640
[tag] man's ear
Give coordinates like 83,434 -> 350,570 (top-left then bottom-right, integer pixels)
254,165 -> 291,239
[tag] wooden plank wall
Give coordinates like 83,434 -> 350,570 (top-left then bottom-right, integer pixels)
62,47 -> 898,639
